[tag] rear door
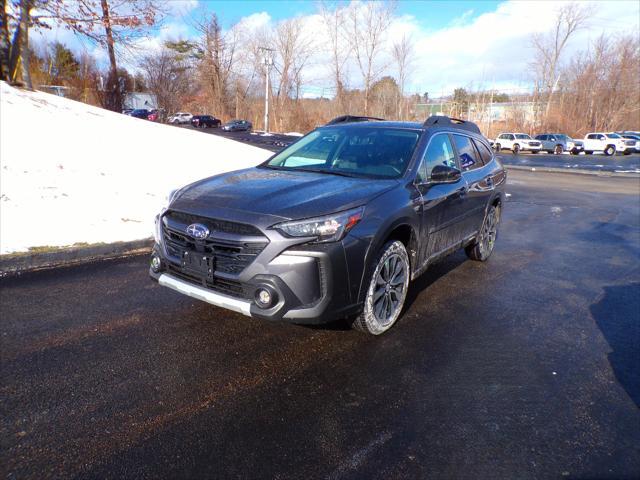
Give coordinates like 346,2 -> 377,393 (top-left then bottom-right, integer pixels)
414,133 -> 470,262
452,134 -> 494,236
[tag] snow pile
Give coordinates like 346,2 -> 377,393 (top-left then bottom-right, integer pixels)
0,82 -> 272,254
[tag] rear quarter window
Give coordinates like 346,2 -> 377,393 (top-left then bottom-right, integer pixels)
453,134 -> 482,171
473,139 -> 493,165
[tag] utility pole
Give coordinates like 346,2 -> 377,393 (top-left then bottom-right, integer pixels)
260,47 -> 274,133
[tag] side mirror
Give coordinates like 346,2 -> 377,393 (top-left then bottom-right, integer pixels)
430,164 -> 462,184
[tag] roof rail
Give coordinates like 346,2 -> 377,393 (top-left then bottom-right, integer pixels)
325,115 -> 384,126
423,115 -> 481,135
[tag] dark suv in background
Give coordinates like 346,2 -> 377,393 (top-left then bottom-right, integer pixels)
150,116 -> 506,335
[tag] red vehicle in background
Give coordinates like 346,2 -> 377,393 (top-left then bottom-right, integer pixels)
147,109 -> 159,122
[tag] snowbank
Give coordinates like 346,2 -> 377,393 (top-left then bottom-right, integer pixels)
0,82 -> 272,254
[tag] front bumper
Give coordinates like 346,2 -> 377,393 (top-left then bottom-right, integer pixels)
149,233 -> 364,324
522,144 -> 542,151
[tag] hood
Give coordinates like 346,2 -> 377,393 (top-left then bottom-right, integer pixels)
170,167 -> 399,222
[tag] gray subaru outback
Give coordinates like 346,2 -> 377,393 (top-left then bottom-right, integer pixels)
149,115 -> 506,335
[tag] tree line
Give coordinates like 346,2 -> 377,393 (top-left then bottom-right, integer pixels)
2,0 -> 638,135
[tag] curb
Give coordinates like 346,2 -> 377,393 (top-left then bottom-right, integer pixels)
504,165 -> 640,177
0,238 -> 153,276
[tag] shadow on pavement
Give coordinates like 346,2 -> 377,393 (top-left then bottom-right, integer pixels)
590,282 -> 640,408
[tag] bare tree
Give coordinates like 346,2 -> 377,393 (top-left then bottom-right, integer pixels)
319,1 -> 350,112
392,34 -> 414,119
344,0 -> 396,115
531,2 -> 590,124
39,0 -> 164,111
140,46 -> 193,116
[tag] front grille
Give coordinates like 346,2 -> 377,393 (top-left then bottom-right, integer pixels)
529,141 -> 541,146
166,264 -> 245,298
162,211 -> 269,277
169,211 -> 263,236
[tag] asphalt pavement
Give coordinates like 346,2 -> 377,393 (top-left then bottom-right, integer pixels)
2,170 -> 639,479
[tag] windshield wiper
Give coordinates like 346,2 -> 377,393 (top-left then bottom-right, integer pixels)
293,167 -> 360,178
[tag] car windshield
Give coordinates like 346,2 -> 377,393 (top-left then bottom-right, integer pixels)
607,133 -> 621,138
262,127 -> 420,179
515,134 -> 532,139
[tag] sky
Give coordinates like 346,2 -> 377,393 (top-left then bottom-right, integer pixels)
33,0 -> 640,97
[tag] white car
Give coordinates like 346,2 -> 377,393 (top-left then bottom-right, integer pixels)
168,112 -> 193,124
493,133 -> 542,154
583,132 -> 635,156
620,134 -> 640,153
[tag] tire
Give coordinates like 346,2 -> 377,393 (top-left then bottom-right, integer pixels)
466,204 -> 501,262
570,148 -> 579,155
554,145 -> 563,155
512,144 -> 521,154
604,145 -> 615,156
623,151 -> 631,156
352,240 -> 411,335
530,150 -> 537,154
494,143 -> 501,152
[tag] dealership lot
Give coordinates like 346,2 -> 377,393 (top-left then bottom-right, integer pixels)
2,169 -> 638,479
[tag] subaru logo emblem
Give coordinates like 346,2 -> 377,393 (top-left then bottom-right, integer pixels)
186,223 -> 209,239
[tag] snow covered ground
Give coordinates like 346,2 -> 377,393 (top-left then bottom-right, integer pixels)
0,82 -> 272,254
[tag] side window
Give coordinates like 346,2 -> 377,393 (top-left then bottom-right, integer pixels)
416,134 -> 456,182
473,139 -> 493,165
498,134 -> 505,140
587,134 -> 595,139
508,134 -> 515,140
453,134 -> 482,171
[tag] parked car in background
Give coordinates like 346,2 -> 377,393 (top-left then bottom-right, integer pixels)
534,133 -> 584,155
147,109 -> 159,122
493,133 -> 542,154
583,132 -> 634,156
620,134 -> 640,152
130,109 -> 151,120
149,115 -> 505,335
221,119 -> 252,132
168,112 -> 193,124
192,115 -> 221,128
122,108 -> 134,115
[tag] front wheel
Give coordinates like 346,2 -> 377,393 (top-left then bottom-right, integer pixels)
604,145 -> 615,156
494,143 -> 501,152
512,144 -> 521,154
352,241 -> 410,335
466,204 -> 500,262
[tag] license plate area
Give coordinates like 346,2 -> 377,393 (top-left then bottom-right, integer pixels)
181,250 -> 215,280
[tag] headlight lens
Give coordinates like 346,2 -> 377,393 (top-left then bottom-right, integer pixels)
274,206 -> 365,243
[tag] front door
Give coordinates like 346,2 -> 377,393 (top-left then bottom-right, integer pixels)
414,133 -> 470,263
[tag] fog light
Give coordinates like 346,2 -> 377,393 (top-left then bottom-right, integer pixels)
150,254 -> 162,273
255,286 -> 278,309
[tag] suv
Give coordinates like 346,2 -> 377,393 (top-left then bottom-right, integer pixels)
192,115 -> 221,128
534,133 -> 583,155
493,133 -> 542,154
583,132 -> 634,156
149,115 -> 506,335
168,112 -> 193,124
620,133 -> 640,153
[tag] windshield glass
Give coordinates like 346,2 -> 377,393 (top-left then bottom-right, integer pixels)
607,133 -> 621,138
263,127 -> 420,178
515,134 -> 532,139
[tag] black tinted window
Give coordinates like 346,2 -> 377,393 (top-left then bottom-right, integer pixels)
416,133 -> 456,182
473,139 -> 493,165
453,134 -> 482,171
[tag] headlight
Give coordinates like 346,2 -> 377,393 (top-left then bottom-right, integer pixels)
273,206 -> 365,243
567,142 -> 574,148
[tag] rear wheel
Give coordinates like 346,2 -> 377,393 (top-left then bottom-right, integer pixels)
585,150 -> 593,155
352,241 -> 410,335
466,204 -> 500,262
494,143 -> 501,152
604,145 -> 615,156
554,145 -> 563,155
